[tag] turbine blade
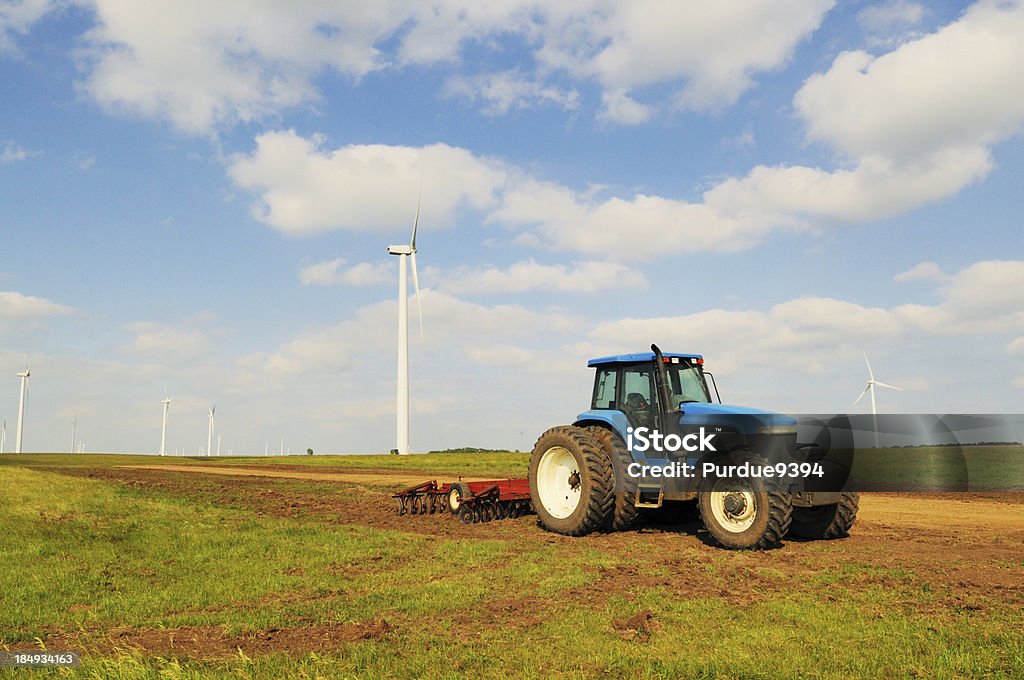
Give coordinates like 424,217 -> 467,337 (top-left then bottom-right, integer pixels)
854,384 -> 870,404
410,173 -> 423,250
863,352 -> 874,381
874,381 -> 902,391
410,251 -> 423,338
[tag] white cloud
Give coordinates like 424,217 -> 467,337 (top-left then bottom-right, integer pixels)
1,142 -> 40,164
228,131 -> 506,235
438,259 -> 647,295
299,258 -> 392,287
598,89 -> 653,125
796,1 -> 1024,161
123,321 -> 210,360
29,0 -> 836,132
894,261 -> 950,283
0,291 -> 73,317
444,71 -> 580,116
0,0 -> 57,52
857,0 -> 924,33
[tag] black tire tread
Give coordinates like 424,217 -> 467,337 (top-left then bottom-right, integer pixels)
698,450 -> 792,550
586,426 -> 641,532
529,425 -> 614,537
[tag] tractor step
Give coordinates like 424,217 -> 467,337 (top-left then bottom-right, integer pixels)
634,485 -> 664,508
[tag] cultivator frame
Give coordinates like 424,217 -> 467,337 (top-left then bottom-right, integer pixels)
392,478 -> 533,524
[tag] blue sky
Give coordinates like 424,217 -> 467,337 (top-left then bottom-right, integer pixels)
1,0 -> 1022,454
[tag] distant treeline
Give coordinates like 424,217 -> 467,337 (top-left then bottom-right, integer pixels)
428,447 -> 516,454
890,442 -> 1022,448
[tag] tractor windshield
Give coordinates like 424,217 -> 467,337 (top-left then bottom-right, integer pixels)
665,363 -> 711,408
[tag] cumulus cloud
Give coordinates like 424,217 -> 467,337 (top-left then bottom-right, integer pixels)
0,0 -> 58,52
857,0 -> 925,34
589,260 -> 1024,373
438,259 -> 647,295
444,71 -> 580,116
797,1 -> 1024,161
3,1 -> 834,132
893,261 -> 949,283
123,321 -> 210,360
299,258 -> 392,287
0,291 -> 73,319
228,131 -> 506,235
1,142 -> 40,164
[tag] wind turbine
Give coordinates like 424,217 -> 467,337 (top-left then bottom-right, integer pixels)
15,365 -> 30,453
854,352 -> 902,448
207,405 -> 215,458
159,389 -> 172,456
71,413 -> 77,454
386,192 -> 424,455
1,420 -> 6,454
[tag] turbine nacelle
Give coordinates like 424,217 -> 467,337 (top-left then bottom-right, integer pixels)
387,245 -> 413,255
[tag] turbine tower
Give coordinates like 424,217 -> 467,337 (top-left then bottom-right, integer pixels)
71,413 -> 77,454
1,420 -> 6,454
854,352 -> 902,448
15,366 -> 30,453
159,391 -> 172,456
386,194 -> 424,455
207,405 -> 215,458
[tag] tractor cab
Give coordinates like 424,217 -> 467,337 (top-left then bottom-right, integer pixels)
588,351 -> 714,431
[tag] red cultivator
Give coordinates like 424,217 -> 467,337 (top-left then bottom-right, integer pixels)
392,478 -> 533,524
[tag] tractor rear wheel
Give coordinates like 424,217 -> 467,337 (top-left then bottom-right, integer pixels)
529,426 -> 614,536
586,426 -> 640,532
698,451 -> 791,550
788,492 -> 859,539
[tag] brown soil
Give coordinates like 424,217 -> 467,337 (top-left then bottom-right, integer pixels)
26,464 -> 1024,658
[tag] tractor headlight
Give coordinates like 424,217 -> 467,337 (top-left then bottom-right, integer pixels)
755,424 -> 799,435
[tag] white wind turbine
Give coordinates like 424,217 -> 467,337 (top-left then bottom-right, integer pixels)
15,365 -> 30,454
159,388 -> 172,456
1,419 -> 6,454
854,352 -> 902,448
387,193 -> 424,455
207,405 -> 215,457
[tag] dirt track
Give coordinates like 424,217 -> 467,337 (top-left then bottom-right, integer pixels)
119,464 -> 499,486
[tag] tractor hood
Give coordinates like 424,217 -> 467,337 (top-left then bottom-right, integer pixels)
676,403 -> 797,435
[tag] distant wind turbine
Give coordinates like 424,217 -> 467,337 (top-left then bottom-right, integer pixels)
207,405 -> 215,458
387,189 -> 424,455
159,388 -> 172,456
854,352 -> 902,448
1,419 -> 6,454
15,364 -> 30,453
71,413 -> 77,454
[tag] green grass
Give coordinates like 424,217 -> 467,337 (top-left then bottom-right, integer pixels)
2,458 -> 1022,678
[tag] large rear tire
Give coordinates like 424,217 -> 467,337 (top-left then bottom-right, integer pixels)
698,451 -> 791,550
529,426 -> 614,536
789,492 -> 859,539
586,426 -> 640,532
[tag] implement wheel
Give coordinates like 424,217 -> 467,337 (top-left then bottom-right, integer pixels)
448,482 -> 471,515
698,451 -> 792,550
789,492 -> 859,539
529,426 -> 613,536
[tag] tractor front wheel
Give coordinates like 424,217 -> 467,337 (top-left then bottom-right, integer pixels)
529,426 -> 614,536
698,452 -> 791,550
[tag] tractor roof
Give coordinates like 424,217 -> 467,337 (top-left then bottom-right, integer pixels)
587,351 -> 703,367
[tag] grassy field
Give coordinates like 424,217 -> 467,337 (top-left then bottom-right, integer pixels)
1,453 -> 1022,678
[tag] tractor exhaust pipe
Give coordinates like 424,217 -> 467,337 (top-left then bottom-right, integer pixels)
651,343 -> 673,413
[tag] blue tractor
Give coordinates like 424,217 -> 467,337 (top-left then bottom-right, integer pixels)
527,345 -> 858,549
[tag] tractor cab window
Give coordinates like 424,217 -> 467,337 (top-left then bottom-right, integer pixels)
620,366 -> 657,429
592,368 -> 617,409
666,364 -> 711,409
